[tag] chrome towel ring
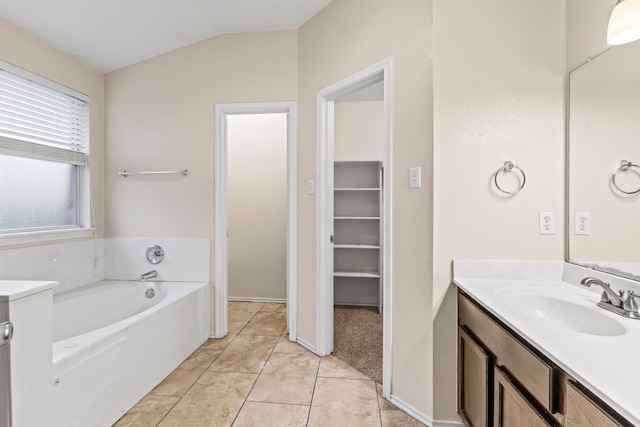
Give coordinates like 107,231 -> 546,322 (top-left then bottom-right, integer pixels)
612,160 -> 640,195
493,161 -> 526,195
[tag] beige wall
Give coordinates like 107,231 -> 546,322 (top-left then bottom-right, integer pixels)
297,0 -> 434,416
566,0 -> 615,71
334,101 -> 384,161
104,30 -> 298,331
228,113 -> 287,300
432,0 -> 566,421
0,19 -> 105,239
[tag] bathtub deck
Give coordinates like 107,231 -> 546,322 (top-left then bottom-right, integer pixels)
113,302 -> 422,427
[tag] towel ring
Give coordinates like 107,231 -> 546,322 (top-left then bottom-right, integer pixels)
493,161 -> 526,195
612,160 -> 640,195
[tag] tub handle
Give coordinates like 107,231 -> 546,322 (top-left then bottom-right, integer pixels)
146,245 -> 165,265
0,321 -> 13,346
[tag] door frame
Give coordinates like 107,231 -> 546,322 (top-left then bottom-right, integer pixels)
213,102 -> 297,340
316,58 -> 393,398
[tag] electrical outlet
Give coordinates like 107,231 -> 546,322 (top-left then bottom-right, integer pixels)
308,179 -> 315,194
575,212 -> 590,235
539,212 -> 554,235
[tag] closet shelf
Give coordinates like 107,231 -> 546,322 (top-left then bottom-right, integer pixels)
334,160 -> 383,313
334,216 -> 380,220
334,270 -> 381,279
334,244 -> 380,249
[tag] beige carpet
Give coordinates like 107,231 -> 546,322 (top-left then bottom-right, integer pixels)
333,305 -> 383,383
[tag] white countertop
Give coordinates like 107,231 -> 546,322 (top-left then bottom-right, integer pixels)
453,260 -> 640,426
0,280 -> 58,301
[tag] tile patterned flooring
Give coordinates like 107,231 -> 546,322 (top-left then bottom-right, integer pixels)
114,302 -> 425,427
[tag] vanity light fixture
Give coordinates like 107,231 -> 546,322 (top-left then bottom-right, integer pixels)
608,0 -> 640,45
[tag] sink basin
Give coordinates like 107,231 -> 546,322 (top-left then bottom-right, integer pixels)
502,293 -> 627,337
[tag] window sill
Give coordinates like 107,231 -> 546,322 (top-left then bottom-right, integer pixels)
0,228 -> 96,248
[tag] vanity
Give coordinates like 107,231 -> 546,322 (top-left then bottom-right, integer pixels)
454,261 -> 640,427
452,17 -> 640,427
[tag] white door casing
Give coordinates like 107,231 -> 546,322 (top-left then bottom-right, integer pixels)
214,102 -> 297,340
316,58 -> 393,399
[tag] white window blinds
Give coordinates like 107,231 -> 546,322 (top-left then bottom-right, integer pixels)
0,66 -> 89,165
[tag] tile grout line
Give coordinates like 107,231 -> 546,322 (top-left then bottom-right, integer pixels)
232,319 -> 318,422
226,302 -> 283,426
126,302 -> 287,426
228,328 -> 283,426
375,381 -> 383,427
153,338 -> 232,427
153,304 -> 251,427
152,395 -> 182,427
305,352 -> 324,427
125,302 -> 415,427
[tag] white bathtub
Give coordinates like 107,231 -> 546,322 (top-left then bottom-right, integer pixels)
51,280 -> 209,427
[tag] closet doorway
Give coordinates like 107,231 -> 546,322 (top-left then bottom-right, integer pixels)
316,58 -> 392,398
214,102 -> 297,340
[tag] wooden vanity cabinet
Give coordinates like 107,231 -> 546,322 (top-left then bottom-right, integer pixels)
457,289 -> 634,427
564,380 -> 633,427
458,290 -> 558,427
458,327 -> 491,427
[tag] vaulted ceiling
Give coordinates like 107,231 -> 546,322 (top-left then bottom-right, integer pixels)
0,0 -> 332,72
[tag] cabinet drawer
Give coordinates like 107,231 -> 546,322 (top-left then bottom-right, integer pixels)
458,292 -> 558,413
494,366 -> 555,427
565,380 -> 633,427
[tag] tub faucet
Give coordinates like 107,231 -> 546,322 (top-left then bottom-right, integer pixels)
140,270 -> 158,281
580,277 -> 623,307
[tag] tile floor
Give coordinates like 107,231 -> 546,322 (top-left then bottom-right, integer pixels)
114,301 -> 425,427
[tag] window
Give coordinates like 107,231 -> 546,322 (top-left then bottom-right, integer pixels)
0,62 -> 90,239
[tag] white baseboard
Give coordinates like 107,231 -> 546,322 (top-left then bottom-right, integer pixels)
296,337 -> 316,354
388,395 -> 464,427
228,296 -> 287,303
334,302 -> 378,307
389,395 -> 432,426
432,419 -> 465,427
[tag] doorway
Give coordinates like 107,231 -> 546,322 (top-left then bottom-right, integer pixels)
316,58 -> 393,398
332,94 -> 385,382
227,113 -> 287,301
214,102 -> 297,340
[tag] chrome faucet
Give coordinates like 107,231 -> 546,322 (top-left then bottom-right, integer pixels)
580,277 -> 640,319
580,277 -> 624,307
140,270 -> 158,281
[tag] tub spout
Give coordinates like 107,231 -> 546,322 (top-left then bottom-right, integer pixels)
140,270 -> 158,281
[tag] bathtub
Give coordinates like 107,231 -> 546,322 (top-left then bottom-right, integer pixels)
51,280 -> 209,427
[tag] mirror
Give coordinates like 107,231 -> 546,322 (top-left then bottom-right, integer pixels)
568,41 -> 640,280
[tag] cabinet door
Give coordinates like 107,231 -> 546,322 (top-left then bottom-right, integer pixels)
565,380 -> 631,427
458,327 -> 491,427
493,366 -> 554,427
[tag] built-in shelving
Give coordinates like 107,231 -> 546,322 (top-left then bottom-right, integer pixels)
333,244 -> 380,249
333,161 -> 383,312
334,216 -> 380,220
334,188 -> 379,191
334,270 -> 381,278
